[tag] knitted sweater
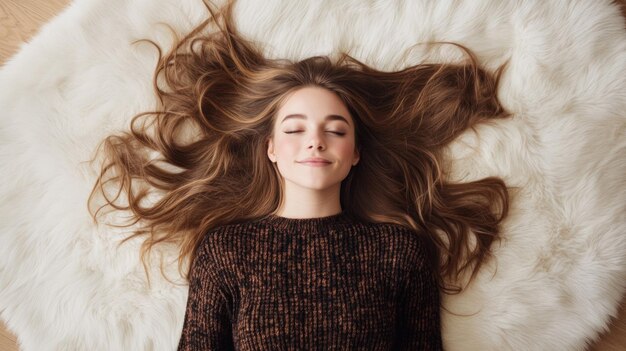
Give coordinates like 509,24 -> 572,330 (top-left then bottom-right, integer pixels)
177,210 -> 442,350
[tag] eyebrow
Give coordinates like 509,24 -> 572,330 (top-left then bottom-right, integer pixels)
281,114 -> 350,126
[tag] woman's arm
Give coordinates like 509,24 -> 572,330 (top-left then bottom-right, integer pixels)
393,241 -> 443,350
177,234 -> 235,351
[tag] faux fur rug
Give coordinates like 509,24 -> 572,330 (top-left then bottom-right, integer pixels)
1,0 -> 624,349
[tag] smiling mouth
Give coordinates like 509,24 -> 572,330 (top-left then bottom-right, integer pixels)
298,161 -> 331,167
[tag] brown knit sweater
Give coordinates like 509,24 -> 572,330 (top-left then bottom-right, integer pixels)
177,210 -> 442,350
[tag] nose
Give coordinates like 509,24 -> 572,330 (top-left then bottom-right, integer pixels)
307,130 -> 326,150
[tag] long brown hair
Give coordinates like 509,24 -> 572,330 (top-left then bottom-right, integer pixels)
87,0 -> 511,294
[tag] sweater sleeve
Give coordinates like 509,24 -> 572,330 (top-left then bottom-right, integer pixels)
394,239 -> 443,350
177,233 -> 235,351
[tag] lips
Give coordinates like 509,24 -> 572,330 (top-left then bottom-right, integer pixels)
298,157 -> 331,163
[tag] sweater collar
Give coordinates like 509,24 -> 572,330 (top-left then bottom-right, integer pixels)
263,210 -> 353,232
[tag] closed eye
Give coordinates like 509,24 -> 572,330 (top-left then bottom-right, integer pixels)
284,131 -> 345,136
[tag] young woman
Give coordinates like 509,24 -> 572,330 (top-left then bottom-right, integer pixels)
88,0 -> 511,349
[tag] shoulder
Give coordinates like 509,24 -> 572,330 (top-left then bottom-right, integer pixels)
377,223 -> 426,250
197,219 -> 266,255
199,222 -> 243,247
190,222 -> 247,277
376,223 -> 431,270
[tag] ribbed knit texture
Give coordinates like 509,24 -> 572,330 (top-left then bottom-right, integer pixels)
177,210 -> 442,350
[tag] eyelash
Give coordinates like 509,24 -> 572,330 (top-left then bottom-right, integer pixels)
285,131 -> 346,136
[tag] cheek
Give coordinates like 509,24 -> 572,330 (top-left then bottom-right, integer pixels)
273,137 -> 299,157
337,140 -> 356,157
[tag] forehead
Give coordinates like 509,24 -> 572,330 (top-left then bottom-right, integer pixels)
277,87 -> 352,126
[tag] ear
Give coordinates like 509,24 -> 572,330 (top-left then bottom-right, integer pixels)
267,138 -> 276,163
353,146 -> 360,166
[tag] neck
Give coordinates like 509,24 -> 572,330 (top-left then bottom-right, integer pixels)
275,182 -> 342,219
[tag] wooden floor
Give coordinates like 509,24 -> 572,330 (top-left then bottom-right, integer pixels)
1,0 -> 625,350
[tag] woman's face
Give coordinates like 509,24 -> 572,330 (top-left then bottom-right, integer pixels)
267,86 -> 360,192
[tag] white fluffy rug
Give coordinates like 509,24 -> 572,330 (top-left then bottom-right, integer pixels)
1,0 -> 625,349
